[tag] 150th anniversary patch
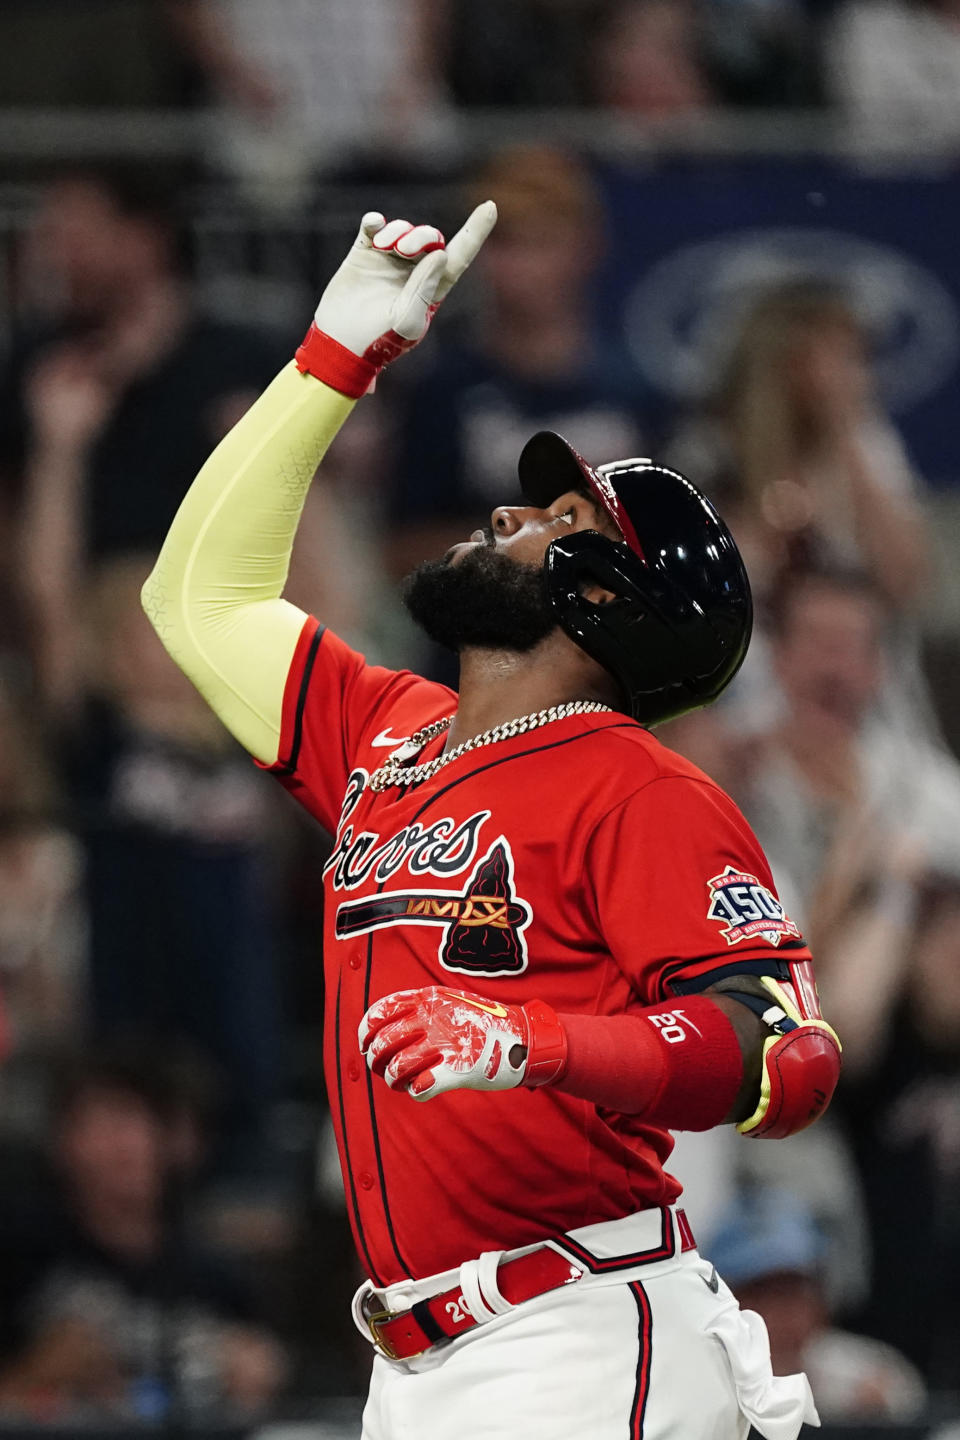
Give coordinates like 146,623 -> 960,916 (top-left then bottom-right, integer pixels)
706,866 -> 800,948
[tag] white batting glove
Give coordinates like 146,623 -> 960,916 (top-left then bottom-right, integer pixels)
358,986 -> 568,1102
295,203 -> 497,398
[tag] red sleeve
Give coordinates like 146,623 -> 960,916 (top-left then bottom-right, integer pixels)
585,774 -> 813,1005
258,618 -> 454,833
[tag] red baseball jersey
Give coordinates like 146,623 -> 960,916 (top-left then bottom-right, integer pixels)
265,619 -> 817,1287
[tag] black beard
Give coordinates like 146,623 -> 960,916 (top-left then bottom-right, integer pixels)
401,543 -> 558,653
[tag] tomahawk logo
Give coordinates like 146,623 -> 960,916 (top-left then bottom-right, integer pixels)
334,838 -> 532,976
706,866 -> 800,948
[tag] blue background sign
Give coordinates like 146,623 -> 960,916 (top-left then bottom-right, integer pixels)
595,160 -> 960,487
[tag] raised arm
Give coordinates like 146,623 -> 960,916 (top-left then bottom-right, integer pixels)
142,203 -> 497,763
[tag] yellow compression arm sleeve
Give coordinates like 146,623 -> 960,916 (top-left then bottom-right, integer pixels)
142,362 -> 355,765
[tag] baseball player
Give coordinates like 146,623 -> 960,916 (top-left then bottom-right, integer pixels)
143,204 -> 841,1440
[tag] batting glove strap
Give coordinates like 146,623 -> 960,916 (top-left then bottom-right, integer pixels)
520,998 -> 568,1088
295,323 -> 380,398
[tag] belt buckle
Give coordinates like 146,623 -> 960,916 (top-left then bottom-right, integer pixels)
361,1292 -> 427,1362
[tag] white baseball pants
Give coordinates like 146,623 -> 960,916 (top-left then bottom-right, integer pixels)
354,1210 -> 819,1440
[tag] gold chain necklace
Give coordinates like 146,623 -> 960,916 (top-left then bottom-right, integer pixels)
368,700 -> 613,792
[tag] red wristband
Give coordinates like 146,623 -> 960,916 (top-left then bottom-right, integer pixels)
521,998 -> 568,1087
294,323 -> 379,398
557,997 -> 742,1130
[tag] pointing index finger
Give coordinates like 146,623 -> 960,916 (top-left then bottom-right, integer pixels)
442,200 -> 498,286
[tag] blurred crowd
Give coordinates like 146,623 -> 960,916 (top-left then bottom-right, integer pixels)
1,0 -> 960,1432
6,0 -> 960,172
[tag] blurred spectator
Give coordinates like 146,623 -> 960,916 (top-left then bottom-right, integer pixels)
668,1098 -> 873,1315
387,144 -> 651,589
0,166 -> 282,717
710,1189 -> 927,1421
0,1048 -> 285,1424
837,873 -> 960,1385
667,280 -> 929,610
663,278 -> 942,778
668,566 -> 960,1360
745,567 -> 900,933
0,167 -> 296,1178
170,0 -> 449,185
740,570 -> 960,1009
440,0 -> 813,117
828,0 -> 960,145
61,555 -> 288,1183
589,0 -> 718,116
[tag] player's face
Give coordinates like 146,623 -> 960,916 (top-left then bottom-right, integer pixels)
445,487 -> 616,568
401,487 -> 618,654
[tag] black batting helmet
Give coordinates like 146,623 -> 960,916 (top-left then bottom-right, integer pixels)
518,431 -> 753,727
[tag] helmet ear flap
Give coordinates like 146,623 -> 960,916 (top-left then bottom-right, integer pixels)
546,532 -> 628,607
545,533 -> 670,718
545,531 -> 748,726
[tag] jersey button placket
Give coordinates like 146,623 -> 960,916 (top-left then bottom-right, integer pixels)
359,1171 -> 375,1191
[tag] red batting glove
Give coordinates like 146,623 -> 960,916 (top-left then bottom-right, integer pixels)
295,202 -> 497,398
358,986 -> 567,1102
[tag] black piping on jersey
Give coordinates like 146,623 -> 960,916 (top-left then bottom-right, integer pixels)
664,955 -> 796,996
629,1280 -> 653,1439
362,926 -> 416,1281
333,969 -> 381,1284
357,724 -> 632,1282
552,1206 -> 676,1273
274,623 -> 325,777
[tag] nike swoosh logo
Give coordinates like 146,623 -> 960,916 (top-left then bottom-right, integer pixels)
455,995 -> 508,1019
702,1266 -> 719,1294
371,729 -> 411,748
